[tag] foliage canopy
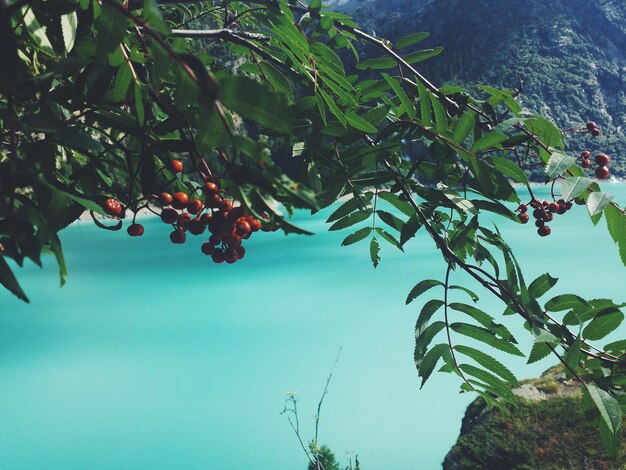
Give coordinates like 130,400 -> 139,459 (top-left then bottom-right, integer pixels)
2,0 -> 626,460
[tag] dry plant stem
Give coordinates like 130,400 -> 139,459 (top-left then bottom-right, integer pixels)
170,28 -> 270,42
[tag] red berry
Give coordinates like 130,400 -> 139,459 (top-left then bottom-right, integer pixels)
203,182 -> 219,195
543,212 -> 554,222
235,220 -> 251,237
206,193 -> 222,209
234,246 -> 245,259
177,212 -> 192,229
581,150 -> 591,158
169,159 -> 184,173
127,223 -> 144,237
537,226 -> 551,237
224,248 -> 238,264
211,249 -> 225,263
219,199 -> 233,212
581,159 -> 591,169
170,228 -> 186,244
187,218 -> 206,236
161,208 -> 178,224
248,217 -> 262,232
201,242 -> 214,255
200,213 -> 212,225
172,192 -> 189,210
586,121 -> 598,131
556,204 -> 567,215
103,198 -> 123,217
532,208 -> 543,219
590,128 -> 602,137
595,153 -> 610,166
548,203 -> 559,213
517,204 -> 528,213
158,192 -> 173,206
187,199 -> 204,215
595,166 -> 610,179
518,213 -> 529,224
535,219 -> 544,228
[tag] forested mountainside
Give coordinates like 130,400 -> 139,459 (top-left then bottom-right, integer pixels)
339,0 -> 626,177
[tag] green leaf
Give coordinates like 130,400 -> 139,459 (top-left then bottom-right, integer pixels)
220,76 -> 293,133
417,343 -> 448,387
416,80 -> 432,126
94,3 -> 128,58
345,111 -> 378,133
403,47 -> 443,65
491,157 -> 528,185
382,73 -> 415,118
459,363 -> 518,403
400,215 -> 421,245
605,204 -> 626,267
329,210 -> 370,231
528,273 -> 558,298
449,285 -> 479,302
406,279 -> 444,305
134,82 -> 144,125
454,345 -> 518,385
527,342 -> 552,364
584,384 -> 622,436
449,303 -> 515,341
327,193 -> 373,223
545,294 -> 588,312
545,151 -> 576,180
60,12 -> 78,54
23,9 -> 55,56
48,233 -> 68,287
561,177 -> 593,202
376,210 -> 404,233
415,321 -> 446,362
377,191 -> 413,217
470,131 -> 508,153
583,310 -> 624,341
452,111 -> 475,144
396,32 -> 430,49
451,323 -> 524,356
587,192 -> 614,217
415,299 -> 444,332
374,227 -> 403,251
430,93 -> 447,134
370,236 -> 380,268
0,257 -> 29,302
342,227 -> 372,246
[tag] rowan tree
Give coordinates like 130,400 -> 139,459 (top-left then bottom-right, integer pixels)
1,0 -> 626,458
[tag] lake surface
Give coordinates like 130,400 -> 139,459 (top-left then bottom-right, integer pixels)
1,184 -> 626,469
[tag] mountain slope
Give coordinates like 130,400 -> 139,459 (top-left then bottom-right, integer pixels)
344,0 -> 626,176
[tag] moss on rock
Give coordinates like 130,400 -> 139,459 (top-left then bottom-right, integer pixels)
444,367 -> 626,470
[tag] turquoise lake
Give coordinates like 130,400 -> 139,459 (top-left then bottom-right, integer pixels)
1,184 -> 626,469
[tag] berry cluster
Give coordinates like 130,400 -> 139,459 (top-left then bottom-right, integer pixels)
586,121 -> 602,137
516,198 -> 573,237
579,150 -> 610,179
101,159 -> 273,264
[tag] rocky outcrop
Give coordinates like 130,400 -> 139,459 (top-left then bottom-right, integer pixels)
443,367 -> 626,470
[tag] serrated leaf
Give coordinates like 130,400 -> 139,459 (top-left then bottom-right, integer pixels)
491,156 -> 528,184
452,111 -> 475,144
561,177 -> 593,202
459,364 -> 517,403
400,215 -> 421,245
374,227 -> 403,251
417,343 -> 448,387
449,303 -> 514,341
345,111 -> 378,133
377,191 -> 414,217
327,193 -> 373,223
415,299 -> 444,331
528,273 -> 558,298
583,310 -> 624,341
585,384 -> 622,435
329,210 -> 370,231
370,236 -> 380,268
396,32 -> 430,49
545,294 -> 588,312
527,342 -> 552,364
406,279 -> 444,305
451,323 -> 524,356
470,131 -> 508,153
449,285 -> 479,302
341,227 -> 372,246
382,73 -> 415,118
60,12 -> 77,53
545,151 -> 576,180
587,192 -> 614,217
454,345 -> 518,385
0,257 -> 29,302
